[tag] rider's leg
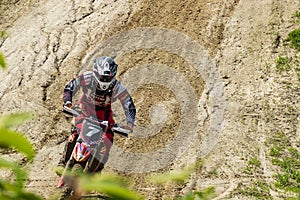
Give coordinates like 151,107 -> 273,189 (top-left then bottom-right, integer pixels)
57,126 -> 78,167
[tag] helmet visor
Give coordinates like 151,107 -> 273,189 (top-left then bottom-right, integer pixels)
94,71 -> 114,83
100,75 -> 114,83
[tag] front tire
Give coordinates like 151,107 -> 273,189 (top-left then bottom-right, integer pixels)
59,186 -> 72,200
59,163 -> 82,200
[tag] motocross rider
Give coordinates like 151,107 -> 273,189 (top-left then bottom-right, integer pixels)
57,56 -> 136,172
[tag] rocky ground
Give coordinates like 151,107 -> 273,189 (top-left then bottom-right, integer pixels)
0,0 -> 299,199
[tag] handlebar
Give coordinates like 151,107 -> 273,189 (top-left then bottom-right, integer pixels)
62,105 -> 81,117
111,126 -> 131,137
62,106 -> 130,137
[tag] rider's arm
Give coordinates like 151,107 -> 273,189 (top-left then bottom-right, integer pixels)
112,81 -> 136,128
63,74 -> 85,104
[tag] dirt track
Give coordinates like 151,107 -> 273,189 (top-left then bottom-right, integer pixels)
0,0 -> 300,199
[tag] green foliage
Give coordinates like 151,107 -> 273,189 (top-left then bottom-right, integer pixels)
270,146 -> 283,157
0,31 -> 8,38
249,157 -> 261,167
149,162 -> 202,185
0,113 -> 34,129
0,113 -> 41,199
79,173 -> 143,200
236,181 -> 272,199
0,29 -> 7,69
278,10 -> 300,80
149,166 -> 194,185
0,157 -> 41,200
193,187 -> 216,200
0,113 -> 35,160
177,187 -> 216,200
287,29 -> 300,51
0,61 -> 41,199
273,156 -> 300,191
0,157 -> 26,188
0,52 -> 6,69
54,156 -> 144,199
275,56 -> 291,72
243,156 -> 261,175
268,132 -> 300,193
295,11 -> 300,19
269,132 -> 291,147
148,162 -> 216,200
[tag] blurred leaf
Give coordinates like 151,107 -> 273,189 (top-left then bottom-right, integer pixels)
176,187 -> 216,200
194,187 -> 216,200
0,157 -> 25,190
53,166 -> 64,176
0,180 -> 42,200
150,170 -> 189,184
0,193 -> 14,200
0,52 -> 6,69
0,128 -> 35,160
0,31 -> 8,38
0,176 -> 19,192
17,191 -> 43,200
0,113 -> 34,129
149,166 -> 194,184
0,157 -> 20,169
80,173 -> 143,200
0,158 -> 42,200
149,161 -> 202,185
177,191 -> 194,200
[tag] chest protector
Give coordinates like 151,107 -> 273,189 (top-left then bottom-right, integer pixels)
82,80 -> 115,108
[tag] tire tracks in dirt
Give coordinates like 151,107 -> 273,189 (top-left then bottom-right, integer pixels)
1,0 -> 299,199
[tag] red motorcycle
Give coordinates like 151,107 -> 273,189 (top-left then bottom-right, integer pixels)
58,106 -> 130,199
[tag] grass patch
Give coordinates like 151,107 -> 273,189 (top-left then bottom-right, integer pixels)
243,156 -> 262,175
268,132 -> 291,147
233,181 -> 272,199
294,11 -> 300,19
286,29 -> 300,51
270,146 -> 283,157
268,132 -> 300,193
275,56 -> 291,72
175,187 -> 216,200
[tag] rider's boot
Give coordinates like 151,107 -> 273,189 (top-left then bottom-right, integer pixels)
56,129 -> 78,176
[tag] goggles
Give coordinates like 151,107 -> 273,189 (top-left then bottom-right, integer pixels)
94,71 -> 114,83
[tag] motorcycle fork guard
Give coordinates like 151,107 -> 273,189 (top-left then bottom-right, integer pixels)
85,142 -> 104,173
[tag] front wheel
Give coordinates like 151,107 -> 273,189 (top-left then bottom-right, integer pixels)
59,163 -> 82,200
59,187 -> 72,200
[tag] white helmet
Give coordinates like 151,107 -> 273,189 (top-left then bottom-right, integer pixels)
93,56 -> 118,90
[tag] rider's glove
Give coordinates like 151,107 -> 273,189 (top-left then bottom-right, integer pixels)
124,122 -> 133,133
64,101 -> 72,108
123,123 -> 133,145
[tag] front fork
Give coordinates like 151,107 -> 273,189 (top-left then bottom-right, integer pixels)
85,142 -> 105,173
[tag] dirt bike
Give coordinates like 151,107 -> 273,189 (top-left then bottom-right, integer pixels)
57,106 -> 130,199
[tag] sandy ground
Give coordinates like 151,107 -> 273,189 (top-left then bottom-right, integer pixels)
0,0 -> 299,199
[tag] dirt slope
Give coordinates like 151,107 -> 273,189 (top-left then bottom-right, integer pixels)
0,0 -> 299,199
